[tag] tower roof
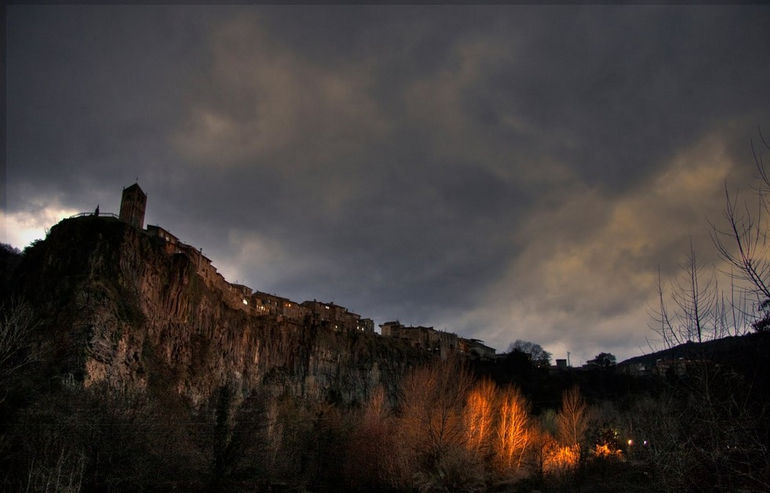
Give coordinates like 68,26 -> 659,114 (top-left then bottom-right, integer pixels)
123,183 -> 146,197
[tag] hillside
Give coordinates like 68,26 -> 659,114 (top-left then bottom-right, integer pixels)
619,332 -> 770,392
620,332 -> 770,366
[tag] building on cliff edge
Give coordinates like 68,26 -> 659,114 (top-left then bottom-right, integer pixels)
115,184 -> 376,334
380,321 -> 495,361
83,185 -> 483,352
119,183 -> 147,229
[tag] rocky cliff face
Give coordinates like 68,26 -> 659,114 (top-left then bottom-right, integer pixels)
12,217 -> 424,407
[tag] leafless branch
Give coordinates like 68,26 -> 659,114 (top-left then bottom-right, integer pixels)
0,298 -> 39,388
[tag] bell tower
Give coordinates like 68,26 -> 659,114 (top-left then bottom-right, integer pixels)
119,183 -> 146,229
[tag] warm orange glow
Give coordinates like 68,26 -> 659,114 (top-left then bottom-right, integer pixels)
465,380 -> 496,453
543,444 -> 580,472
496,386 -> 530,470
594,443 -> 622,458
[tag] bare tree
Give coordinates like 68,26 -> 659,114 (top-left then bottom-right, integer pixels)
651,267 -> 680,348
0,298 -> 38,392
556,386 -> 588,450
712,187 -> 770,301
724,267 -> 751,336
464,379 -> 496,455
495,385 -> 530,471
345,386 -> 398,489
508,339 -> 551,367
651,242 -> 719,346
674,241 -> 717,343
394,358 -> 481,490
712,130 -> 770,330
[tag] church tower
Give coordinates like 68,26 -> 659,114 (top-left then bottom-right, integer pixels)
119,183 -> 146,229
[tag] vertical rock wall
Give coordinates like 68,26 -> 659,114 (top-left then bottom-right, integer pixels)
14,217 -> 424,407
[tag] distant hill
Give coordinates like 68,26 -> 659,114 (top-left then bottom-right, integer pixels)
620,332 -> 770,366
618,332 -> 770,394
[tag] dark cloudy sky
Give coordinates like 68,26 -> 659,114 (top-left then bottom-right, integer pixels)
5,5 -> 770,364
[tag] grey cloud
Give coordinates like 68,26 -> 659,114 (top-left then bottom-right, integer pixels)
7,6 -> 223,212
6,5 -> 770,360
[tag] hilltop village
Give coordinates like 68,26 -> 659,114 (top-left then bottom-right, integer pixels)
113,184 -> 496,361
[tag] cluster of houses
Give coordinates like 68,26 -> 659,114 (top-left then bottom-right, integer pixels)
109,184 -> 496,360
619,357 -> 700,377
146,225 -> 376,334
380,321 -> 495,360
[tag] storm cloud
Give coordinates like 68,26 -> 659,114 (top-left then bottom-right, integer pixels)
5,5 -> 770,363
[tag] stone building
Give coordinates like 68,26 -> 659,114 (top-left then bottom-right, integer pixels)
301,300 -> 369,332
230,284 -> 253,303
146,225 -> 180,255
379,321 -> 459,360
251,291 -> 285,315
357,318 -> 375,334
460,338 -> 496,360
381,321 -> 496,361
119,183 -> 146,229
250,291 -> 309,321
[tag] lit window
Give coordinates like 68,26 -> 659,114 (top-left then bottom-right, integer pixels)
242,299 -> 248,305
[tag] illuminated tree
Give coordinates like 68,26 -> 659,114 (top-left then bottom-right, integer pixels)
495,385 -> 530,471
542,442 -> 580,474
464,379 -> 496,455
530,427 -> 579,479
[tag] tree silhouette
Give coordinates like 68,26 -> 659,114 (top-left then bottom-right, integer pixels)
587,353 -> 616,369
712,129 -> 770,332
508,339 -> 552,367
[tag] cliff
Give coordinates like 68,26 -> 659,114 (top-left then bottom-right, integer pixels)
10,216 -> 425,407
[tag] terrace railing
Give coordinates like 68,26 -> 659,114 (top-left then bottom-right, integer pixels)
70,212 -> 120,219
